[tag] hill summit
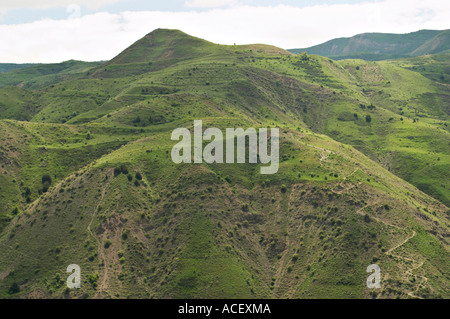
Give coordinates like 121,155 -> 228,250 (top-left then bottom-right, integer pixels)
92,28 -> 292,78
106,29 -> 215,65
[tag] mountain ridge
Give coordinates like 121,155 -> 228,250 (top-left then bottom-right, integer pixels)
289,29 -> 450,60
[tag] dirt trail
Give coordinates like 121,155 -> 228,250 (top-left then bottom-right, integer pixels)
87,174 -> 112,298
272,236 -> 291,296
307,144 -> 331,163
356,204 -> 428,298
344,167 -> 359,180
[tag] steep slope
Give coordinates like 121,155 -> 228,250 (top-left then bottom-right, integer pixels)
413,30 -> 450,56
0,120 -> 132,232
301,56 -> 450,206
289,29 -> 450,60
0,121 -> 448,299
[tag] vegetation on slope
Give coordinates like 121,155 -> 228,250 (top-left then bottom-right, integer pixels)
0,29 -> 448,299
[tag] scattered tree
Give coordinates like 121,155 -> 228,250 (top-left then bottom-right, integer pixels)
8,282 -> 20,294
42,174 -> 52,193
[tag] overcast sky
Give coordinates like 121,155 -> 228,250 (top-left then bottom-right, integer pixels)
0,0 -> 449,63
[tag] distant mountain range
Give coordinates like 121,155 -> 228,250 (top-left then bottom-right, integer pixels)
289,29 -> 450,60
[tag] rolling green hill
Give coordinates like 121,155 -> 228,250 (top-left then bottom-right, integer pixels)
289,29 -> 450,61
395,52 -> 450,84
0,29 -> 448,299
0,60 -> 102,90
0,64 -> 39,73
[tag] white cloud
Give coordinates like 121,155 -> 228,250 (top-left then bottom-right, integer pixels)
0,0 -> 449,63
0,0 -> 125,11
185,0 -> 239,8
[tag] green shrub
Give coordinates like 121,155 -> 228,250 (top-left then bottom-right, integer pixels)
88,273 -> 98,288
41,174 -> 52,192
42,174 -> 52,185
114,167 -> 121,176
8,282 -> 20,294
104,239 -> 112,248
11,207 -> 20,216
114,165 -> 129,177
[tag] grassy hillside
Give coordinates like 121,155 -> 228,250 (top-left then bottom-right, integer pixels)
0,119 -> 448,299
289,29 -> 450,61
0,29 -> 448,299
395,52 -> 450,84
0,60 -> 102,90
0,87 -> 42,121
0,64 -> 39,73
311,56 -> 450,206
